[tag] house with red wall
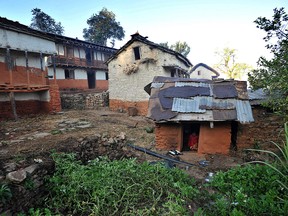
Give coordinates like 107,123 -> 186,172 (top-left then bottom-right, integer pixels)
0,17 -> 61,120
47,35 -> 117,91
146,76 -> 254,155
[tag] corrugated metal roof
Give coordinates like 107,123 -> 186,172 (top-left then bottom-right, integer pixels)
146,76 -> 254,124
236,100 -> 254,123
175,82 -> 210,88
151,82 -> 164,89
172,98 -> 206,113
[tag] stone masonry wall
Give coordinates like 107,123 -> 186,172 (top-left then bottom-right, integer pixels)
61,91 -> 109,110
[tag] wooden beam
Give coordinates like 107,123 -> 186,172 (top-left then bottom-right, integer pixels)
25,51 -> 30,87
9,92 -> 18,121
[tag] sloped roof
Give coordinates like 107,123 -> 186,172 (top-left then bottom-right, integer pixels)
248,88 -> 268,105
190,63 -> 220,76
106,32 -> 192,67
146,76 -> 254,124
0,17 -> 117,53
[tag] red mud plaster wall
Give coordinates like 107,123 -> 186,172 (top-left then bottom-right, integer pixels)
109,99 -> 149,116
198,122 -> 231,155
0,62 -> 45,85
96,80 -> 108,91
155,123 -> 182,151
56,79 -> 88,90
46,84 -> 61,113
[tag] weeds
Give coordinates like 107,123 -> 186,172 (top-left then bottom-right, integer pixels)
43,153 -> 198,215
0,183 -> 12,204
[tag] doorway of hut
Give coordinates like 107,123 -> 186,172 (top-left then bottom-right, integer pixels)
182,123 -> 200,152
87,71 -> 96,89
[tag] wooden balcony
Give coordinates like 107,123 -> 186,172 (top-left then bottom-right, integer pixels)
48,56 -> 108,70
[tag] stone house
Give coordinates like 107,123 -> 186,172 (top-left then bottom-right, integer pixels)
47,35 -> 117,91
0,17 -> 61,120
146,76 -> 254,155
106,32 -> 193,115
189,63 -> 220,80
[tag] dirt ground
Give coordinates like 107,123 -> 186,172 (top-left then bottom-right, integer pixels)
0,108 -> 245,180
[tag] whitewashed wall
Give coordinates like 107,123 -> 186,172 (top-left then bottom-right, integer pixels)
0,29 -> 56,54
74,69 -> 87,79
0,91 -> 49,102
108,41 -> 190,101
96,71 -> 106,80
190,65 -> 218,80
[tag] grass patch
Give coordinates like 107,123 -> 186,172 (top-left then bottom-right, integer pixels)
40,153 -> 198,215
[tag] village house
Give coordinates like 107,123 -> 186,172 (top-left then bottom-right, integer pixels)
106,32 -> 193,116
146,76 -> 254,155
0,17 -> 61,120
189,63 -> 220,80
47,35 -> 117,91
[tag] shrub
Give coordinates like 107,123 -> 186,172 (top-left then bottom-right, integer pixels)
43,153 -> 198,215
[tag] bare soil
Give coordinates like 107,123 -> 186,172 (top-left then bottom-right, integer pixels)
0,108 -> 245,180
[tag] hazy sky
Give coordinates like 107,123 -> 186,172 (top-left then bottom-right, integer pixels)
1,0 -> 287,68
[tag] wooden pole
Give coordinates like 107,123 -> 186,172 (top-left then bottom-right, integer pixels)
25,51 -> 30,88
7,49 -> 13,86
9,91 -> 18,121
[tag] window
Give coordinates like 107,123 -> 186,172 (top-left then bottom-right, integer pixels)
197,70 -> 201,75
66,46 -> 74,58
133,47 -> 141,60
65,69 -> 75,79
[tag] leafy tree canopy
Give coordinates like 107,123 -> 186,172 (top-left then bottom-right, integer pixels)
30,8 -> 64,35
159,41 -> 191,57
83,8 -> 125,47
248,7 -> 288,117
214,47 -> 252,80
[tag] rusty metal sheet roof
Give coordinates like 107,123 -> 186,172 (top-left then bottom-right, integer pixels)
213,110 -> 237,120
212,83 -> 238,98
147,76 -> 254,124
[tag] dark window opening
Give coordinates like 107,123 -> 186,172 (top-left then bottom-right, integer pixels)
197,70 -> 201,75
182,123 -> 200,152
87,71 -> 96,89
105,72 -> 109,80
66,46 -> 74,58
65,69 -> 75,79
133,47 -> 141,60
171,71 -> 175,77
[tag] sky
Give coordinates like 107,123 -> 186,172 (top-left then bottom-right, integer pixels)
1,0 -> 287,69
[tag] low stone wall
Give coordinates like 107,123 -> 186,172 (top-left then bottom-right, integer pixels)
0,132 -> 141,214
61,91 -> 109,110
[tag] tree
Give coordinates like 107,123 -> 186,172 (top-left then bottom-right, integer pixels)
248,7 -> 288,117
214,47 -> 252,79
159,41 -> 190,57
83,8 -> 125,47
30,8 -> 64,35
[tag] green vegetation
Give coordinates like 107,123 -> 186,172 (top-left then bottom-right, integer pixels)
83,7 -> 125,47
213,47 -> 252,80
42,153 -> 198,215
248,7 -> 288,118
0,183 -> 12,203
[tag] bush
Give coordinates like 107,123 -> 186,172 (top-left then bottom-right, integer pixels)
42,153 -> 198,215
202,164 -> 288,215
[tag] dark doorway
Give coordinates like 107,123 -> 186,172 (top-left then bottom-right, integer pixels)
182,123 -> 200,151
231,121 -> 238,151
87,71 -> 95,89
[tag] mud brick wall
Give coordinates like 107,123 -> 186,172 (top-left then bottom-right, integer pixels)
237,106 -> 285,149
155,123 -> 182,151
109,99 -> 149,116
47,84 -> 61,113
61,91 -> 109,110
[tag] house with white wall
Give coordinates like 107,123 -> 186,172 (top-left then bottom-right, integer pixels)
0,17 -> 61,120
106,32 -> 193,115
47,35 -> 117,91
189,63 -> 220,80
